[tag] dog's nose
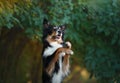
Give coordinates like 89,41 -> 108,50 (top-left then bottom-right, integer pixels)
58,31 -> 62,34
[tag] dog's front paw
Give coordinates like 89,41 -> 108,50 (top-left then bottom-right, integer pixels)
66,50 -> 74,55
59,52 -> 66,57
65,41 -> 72,49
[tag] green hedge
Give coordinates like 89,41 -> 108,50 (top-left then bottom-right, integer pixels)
0,0 -> 120,83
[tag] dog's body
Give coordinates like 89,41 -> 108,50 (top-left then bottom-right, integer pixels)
42,19 -> 73,83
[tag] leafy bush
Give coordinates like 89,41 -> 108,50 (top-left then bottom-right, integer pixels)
0,0 -> 44,39
0,0 -> 120,83
80,2 -> 120,83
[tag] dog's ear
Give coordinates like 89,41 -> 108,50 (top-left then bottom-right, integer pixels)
43,18 -> 50,28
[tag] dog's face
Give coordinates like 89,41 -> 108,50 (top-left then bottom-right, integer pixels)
43,19 -> 65,43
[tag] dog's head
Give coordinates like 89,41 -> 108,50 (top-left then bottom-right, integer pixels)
43,19 -> 66,43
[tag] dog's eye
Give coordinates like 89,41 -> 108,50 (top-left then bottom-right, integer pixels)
53,28 -> 58,31
53,28 -> 56,31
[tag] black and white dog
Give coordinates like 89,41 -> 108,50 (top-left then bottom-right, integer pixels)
42,19 -> 73,83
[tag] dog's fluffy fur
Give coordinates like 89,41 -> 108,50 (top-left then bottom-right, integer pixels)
42,19 -> 73,83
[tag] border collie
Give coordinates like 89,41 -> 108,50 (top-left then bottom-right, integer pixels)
42,19 -> 73,83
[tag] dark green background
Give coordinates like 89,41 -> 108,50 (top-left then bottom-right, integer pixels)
0,0 -> 120,83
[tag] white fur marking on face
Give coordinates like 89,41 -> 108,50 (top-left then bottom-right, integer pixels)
53,26 -> 58,29
43,42 -> 62,57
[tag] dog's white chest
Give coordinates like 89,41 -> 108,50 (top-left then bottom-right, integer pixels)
43,42 -> 62,57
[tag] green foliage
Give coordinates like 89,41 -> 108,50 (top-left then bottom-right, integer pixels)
0,0 -> 120,83
0,0 -> 44,40
81,1 -> 120,83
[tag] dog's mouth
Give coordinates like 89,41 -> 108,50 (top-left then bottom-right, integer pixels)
52,35 -> 61,40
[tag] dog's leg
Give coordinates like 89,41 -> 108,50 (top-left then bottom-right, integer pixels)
45,48 -> 73,76
62,54 -> 70,75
